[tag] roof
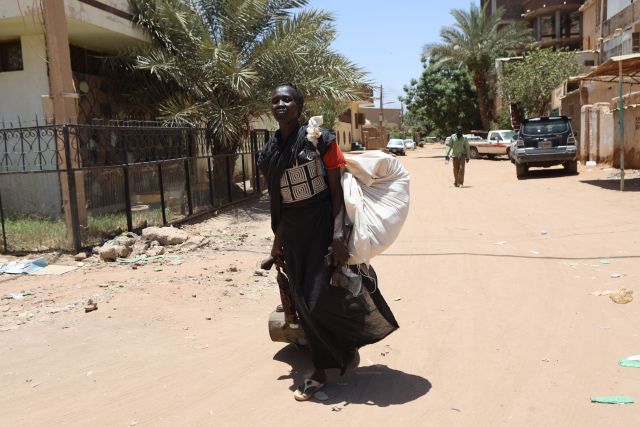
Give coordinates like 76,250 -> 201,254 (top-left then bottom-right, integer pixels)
582,54 -> 640,84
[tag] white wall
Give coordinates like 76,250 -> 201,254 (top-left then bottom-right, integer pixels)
607,0 -> 633,19
0,35 -> 62,217
0,35 -> 49,126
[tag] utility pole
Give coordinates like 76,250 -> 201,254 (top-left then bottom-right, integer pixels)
619,58 -> 625,191
379,85 -> 384,147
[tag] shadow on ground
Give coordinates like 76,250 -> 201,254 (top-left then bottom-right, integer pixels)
580,177 -> 640,192
273,345 -> 432,407
517,168 -> 575,180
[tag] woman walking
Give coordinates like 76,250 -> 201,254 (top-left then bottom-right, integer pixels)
259,84 -> 399,401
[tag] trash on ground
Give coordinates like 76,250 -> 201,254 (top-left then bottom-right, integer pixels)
586,161 -> 597,168
591,290 -> 612,297
609,288 -> 633,304
619,356 -> 640,368
610,273 -> 621,279
393,297 -> 402,301
495,241 -> 507,245
540,230 -> 548,235
600,259 -> 611,265
591,395 -> 634,405
0,258 -> 48,274
531,250 -> 540,255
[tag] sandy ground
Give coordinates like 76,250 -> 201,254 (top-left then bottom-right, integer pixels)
1,145 -> 639,426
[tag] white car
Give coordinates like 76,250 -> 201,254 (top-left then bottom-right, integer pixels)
467,130 -> 515,159
403,139 -> 416,150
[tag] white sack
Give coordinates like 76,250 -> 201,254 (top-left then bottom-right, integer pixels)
342,151 -> 410,265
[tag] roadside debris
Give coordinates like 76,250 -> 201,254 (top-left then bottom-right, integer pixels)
591,290 -> 612,297
142,226 -> 188,245
610,273 -> 621,279
591,395 -> 634,405
74,252 -> 88,261
495,241 -> 507,245
0,258 -> 48,274
84,299 -> 98,313
609,288 -> 633,304
600,259 -> 611,265
618,355 -> 640,368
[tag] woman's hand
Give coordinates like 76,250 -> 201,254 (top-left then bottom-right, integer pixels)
331,238 -> 349,265
271,239 -> 283,258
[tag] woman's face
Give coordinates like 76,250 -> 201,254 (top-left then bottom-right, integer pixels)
271,86 -> 300,124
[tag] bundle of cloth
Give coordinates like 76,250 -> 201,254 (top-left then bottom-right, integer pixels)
342,150 -> 411,265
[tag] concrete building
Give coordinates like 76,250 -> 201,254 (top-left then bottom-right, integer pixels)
0,0 -> 148,126
0,0 -> 147,220
481,0 -> 526,26
483,0 -> 585,50
523,0 -> 584,50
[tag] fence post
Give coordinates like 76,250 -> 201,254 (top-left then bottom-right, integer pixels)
207,156 -> 215,207
241,153 -> 247,197
225,155 -> 232,202
120,129 -> 133,232
62,125 -> 82,251
184,130 -> 193,215
0,189 -> 7,253
158,163 -> 167,225
251,131 -> 260,193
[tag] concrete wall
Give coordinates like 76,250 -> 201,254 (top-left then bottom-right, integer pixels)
612,91 -> 640,168
0,35 -> 49,126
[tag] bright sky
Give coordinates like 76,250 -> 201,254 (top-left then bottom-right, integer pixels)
307,0 -> 479,108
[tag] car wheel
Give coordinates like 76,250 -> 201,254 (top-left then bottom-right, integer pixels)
516,163 -> 528,179
470,147 -> 479,159
564,160 -> 578,175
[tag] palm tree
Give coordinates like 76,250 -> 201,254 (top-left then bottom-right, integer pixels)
424,3 -> 532,130
118,0 -> 370,151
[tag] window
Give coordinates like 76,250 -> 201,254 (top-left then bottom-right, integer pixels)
0,40 -> 23,72
633,33 -> 640,53
561,11 -> 581,39
541,15 -> 556,41
70,45 -> 103,75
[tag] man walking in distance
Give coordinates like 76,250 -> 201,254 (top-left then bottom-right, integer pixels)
445,126 -> 470,187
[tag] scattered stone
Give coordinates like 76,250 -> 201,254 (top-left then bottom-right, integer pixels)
132,239 -> 150,256
84,299 -> 98,313
610,288 -> 633,304
178,235 -> 210,252
228,266 -> 239,273
99,240 -> 133,262
254,270 -> 266,276
225,278 -> 233,282
142,227 -> 188,245
206,317 -> 212,320
74,252 -> 87,261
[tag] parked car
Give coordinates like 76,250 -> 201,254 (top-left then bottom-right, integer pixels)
404,139 -> 416,150
386,139 -> 406,156
513,116 -> 578,179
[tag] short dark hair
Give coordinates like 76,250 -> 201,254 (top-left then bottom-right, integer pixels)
274,83 -> 304,115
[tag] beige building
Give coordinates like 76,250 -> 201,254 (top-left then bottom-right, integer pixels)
0,0 -> 148,126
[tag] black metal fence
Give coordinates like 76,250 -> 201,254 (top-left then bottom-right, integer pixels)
0,123 -> 271,252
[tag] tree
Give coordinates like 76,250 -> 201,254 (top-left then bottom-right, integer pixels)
401,57 -> 481,137
117,0 -> 370,151
500,48 -> 583,117
424,3 -> 532,130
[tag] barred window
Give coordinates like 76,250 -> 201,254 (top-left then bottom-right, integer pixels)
0,40 -> 23,72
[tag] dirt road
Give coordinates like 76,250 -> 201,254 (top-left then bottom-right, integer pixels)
2,145 -> 639,426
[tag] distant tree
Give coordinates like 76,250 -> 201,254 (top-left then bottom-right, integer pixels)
401,57 -> 481,137
424,3 -> 532,130
306,99 -> 349,131
500,48 -> 583,117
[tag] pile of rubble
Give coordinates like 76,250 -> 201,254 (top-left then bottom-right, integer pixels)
95,226 -> 210,262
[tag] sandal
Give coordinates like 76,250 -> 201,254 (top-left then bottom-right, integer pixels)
293,378 -> 325,401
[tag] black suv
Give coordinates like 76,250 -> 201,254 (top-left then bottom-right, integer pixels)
513,116 -> 578,179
